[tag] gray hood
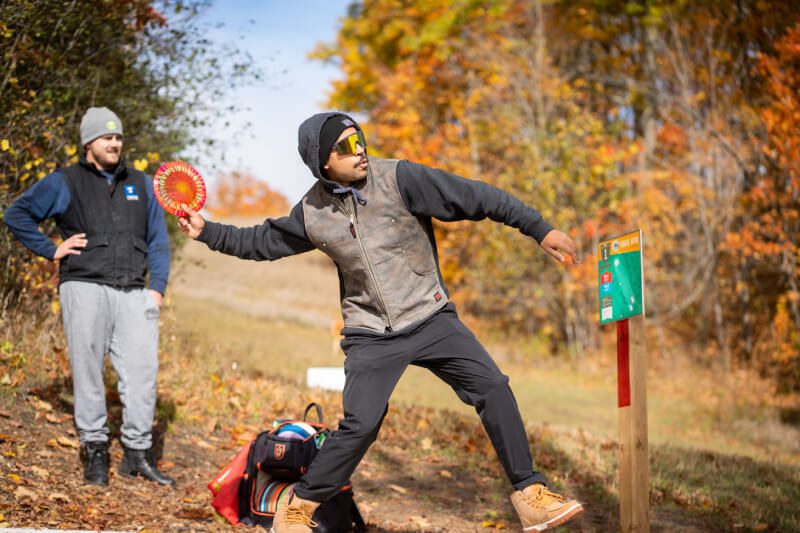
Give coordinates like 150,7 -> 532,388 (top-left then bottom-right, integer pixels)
297,111 -> 359,189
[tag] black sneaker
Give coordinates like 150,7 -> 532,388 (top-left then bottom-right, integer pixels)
80,441 -> 109,486
119,446 -> 175,487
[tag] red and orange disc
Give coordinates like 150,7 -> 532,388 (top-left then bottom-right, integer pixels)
153,161 -> 206,217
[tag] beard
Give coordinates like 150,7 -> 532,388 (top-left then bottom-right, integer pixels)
88,146 -> 120,170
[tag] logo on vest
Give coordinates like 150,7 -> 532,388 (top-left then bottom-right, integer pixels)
124,185 -> 139,201
434,291 -> 442,302
273,443 -> 286,461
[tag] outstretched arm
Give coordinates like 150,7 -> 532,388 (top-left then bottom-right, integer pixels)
396,160 -> 580,265
178,202 -> 315,261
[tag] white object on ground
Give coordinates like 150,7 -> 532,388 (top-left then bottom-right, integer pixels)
306,367 -> 346,391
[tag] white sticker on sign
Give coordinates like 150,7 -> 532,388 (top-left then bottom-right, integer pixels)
602,307 -> 613,320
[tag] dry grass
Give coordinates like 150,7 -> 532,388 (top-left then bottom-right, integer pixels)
168,230 -> 800,467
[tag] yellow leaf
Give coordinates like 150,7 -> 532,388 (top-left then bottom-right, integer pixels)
481,520 -> 495,528
147,151 -> 160,163
1,139 -> 9,151
8,473 -> 21,483
50,300 -> 60,315
133,158 -> 149,172
64,144 -> 77,156
56,435 -> 79,448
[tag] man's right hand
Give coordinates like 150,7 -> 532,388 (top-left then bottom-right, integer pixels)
178,204 -> 205,239
53,233 -> 87,260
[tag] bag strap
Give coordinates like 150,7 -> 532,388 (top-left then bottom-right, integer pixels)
351,498 -> 367,532
303,402 -> 324,424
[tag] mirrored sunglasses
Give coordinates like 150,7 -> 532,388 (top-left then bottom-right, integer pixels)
333,131 -> 367,156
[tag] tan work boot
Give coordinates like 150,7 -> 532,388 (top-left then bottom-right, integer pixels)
510,483 -> 584,531
270,493 -> 320,533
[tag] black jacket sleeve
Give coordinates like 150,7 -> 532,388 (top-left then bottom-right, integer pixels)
396,160 -> 554,243
197,202 -> 315,260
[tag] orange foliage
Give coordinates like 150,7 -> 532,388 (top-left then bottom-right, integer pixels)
206,171 -> 290,218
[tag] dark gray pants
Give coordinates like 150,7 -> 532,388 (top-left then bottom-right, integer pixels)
294,307 -> 546,502
59,281 -> 159,449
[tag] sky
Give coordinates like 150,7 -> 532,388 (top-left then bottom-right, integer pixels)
193,1 -> 353,203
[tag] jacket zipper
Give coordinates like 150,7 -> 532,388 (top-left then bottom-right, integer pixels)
334,195 -> 393,329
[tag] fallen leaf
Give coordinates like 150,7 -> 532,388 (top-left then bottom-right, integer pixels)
176,507 -> 212,519
421,437 -> 432,450
8,473 -> 22,484
14,486 -> 38,501
31,466 -> 49,479
56,435 -> 79,448
481,519 -> 496,527
0,433 -> 15,442
0,409 -> 11,418
3,451 -> 16,458
439,469 -> 453,478
388,484 -> 407,494
409,515 -> 431,528
35,399 -> 53,412
45,413 -> 63,424
194,438 -> 215,450
158,460 -> 175,471
48,492 -> 70,503
753,525 -> 768,532
495,522 -> 507,529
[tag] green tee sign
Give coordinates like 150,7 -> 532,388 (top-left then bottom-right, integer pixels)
598,229 -> 645,324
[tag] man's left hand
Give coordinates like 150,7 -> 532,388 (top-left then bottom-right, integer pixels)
540,230 -> 581,265
148,289 -> 163,307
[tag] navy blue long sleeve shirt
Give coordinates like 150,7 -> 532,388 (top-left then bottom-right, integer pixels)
4,170 -> 171,295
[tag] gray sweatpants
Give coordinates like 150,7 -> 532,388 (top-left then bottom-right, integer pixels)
59,281 -> 159,449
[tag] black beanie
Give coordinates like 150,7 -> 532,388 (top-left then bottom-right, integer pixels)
318,114 -> 360,168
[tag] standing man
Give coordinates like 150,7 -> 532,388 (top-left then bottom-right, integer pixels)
4,107 -> 174,487
179,112 -> 584,531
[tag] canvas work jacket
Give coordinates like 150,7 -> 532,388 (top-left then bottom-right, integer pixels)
197,112 -> 554,335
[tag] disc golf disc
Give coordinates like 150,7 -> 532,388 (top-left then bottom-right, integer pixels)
153,161 -> 206,217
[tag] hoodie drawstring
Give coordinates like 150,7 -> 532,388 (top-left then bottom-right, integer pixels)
333,186 -> 368,206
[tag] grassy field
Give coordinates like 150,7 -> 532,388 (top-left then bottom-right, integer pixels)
169,234 -> 800,466
155,228 -> 800,531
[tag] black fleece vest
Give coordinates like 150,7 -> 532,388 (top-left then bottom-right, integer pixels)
56,161 -> 149,289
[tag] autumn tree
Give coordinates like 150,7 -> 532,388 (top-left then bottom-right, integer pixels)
315,0 -> 800,393
206,171 -> 290,219
0,1 -> 259,330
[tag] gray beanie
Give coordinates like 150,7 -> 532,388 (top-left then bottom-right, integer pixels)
80,107 -> 123,146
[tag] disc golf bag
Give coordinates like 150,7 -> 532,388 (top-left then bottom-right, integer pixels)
207,438 -> 253,524
241,471 -> 365,531
252,402 -> 330,480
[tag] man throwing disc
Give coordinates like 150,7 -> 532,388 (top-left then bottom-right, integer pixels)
179,112 -> 584,531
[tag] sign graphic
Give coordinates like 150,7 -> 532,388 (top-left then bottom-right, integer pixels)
598,230 -> 645,324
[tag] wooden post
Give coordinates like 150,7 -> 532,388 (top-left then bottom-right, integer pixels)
617,316 -> 649,532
